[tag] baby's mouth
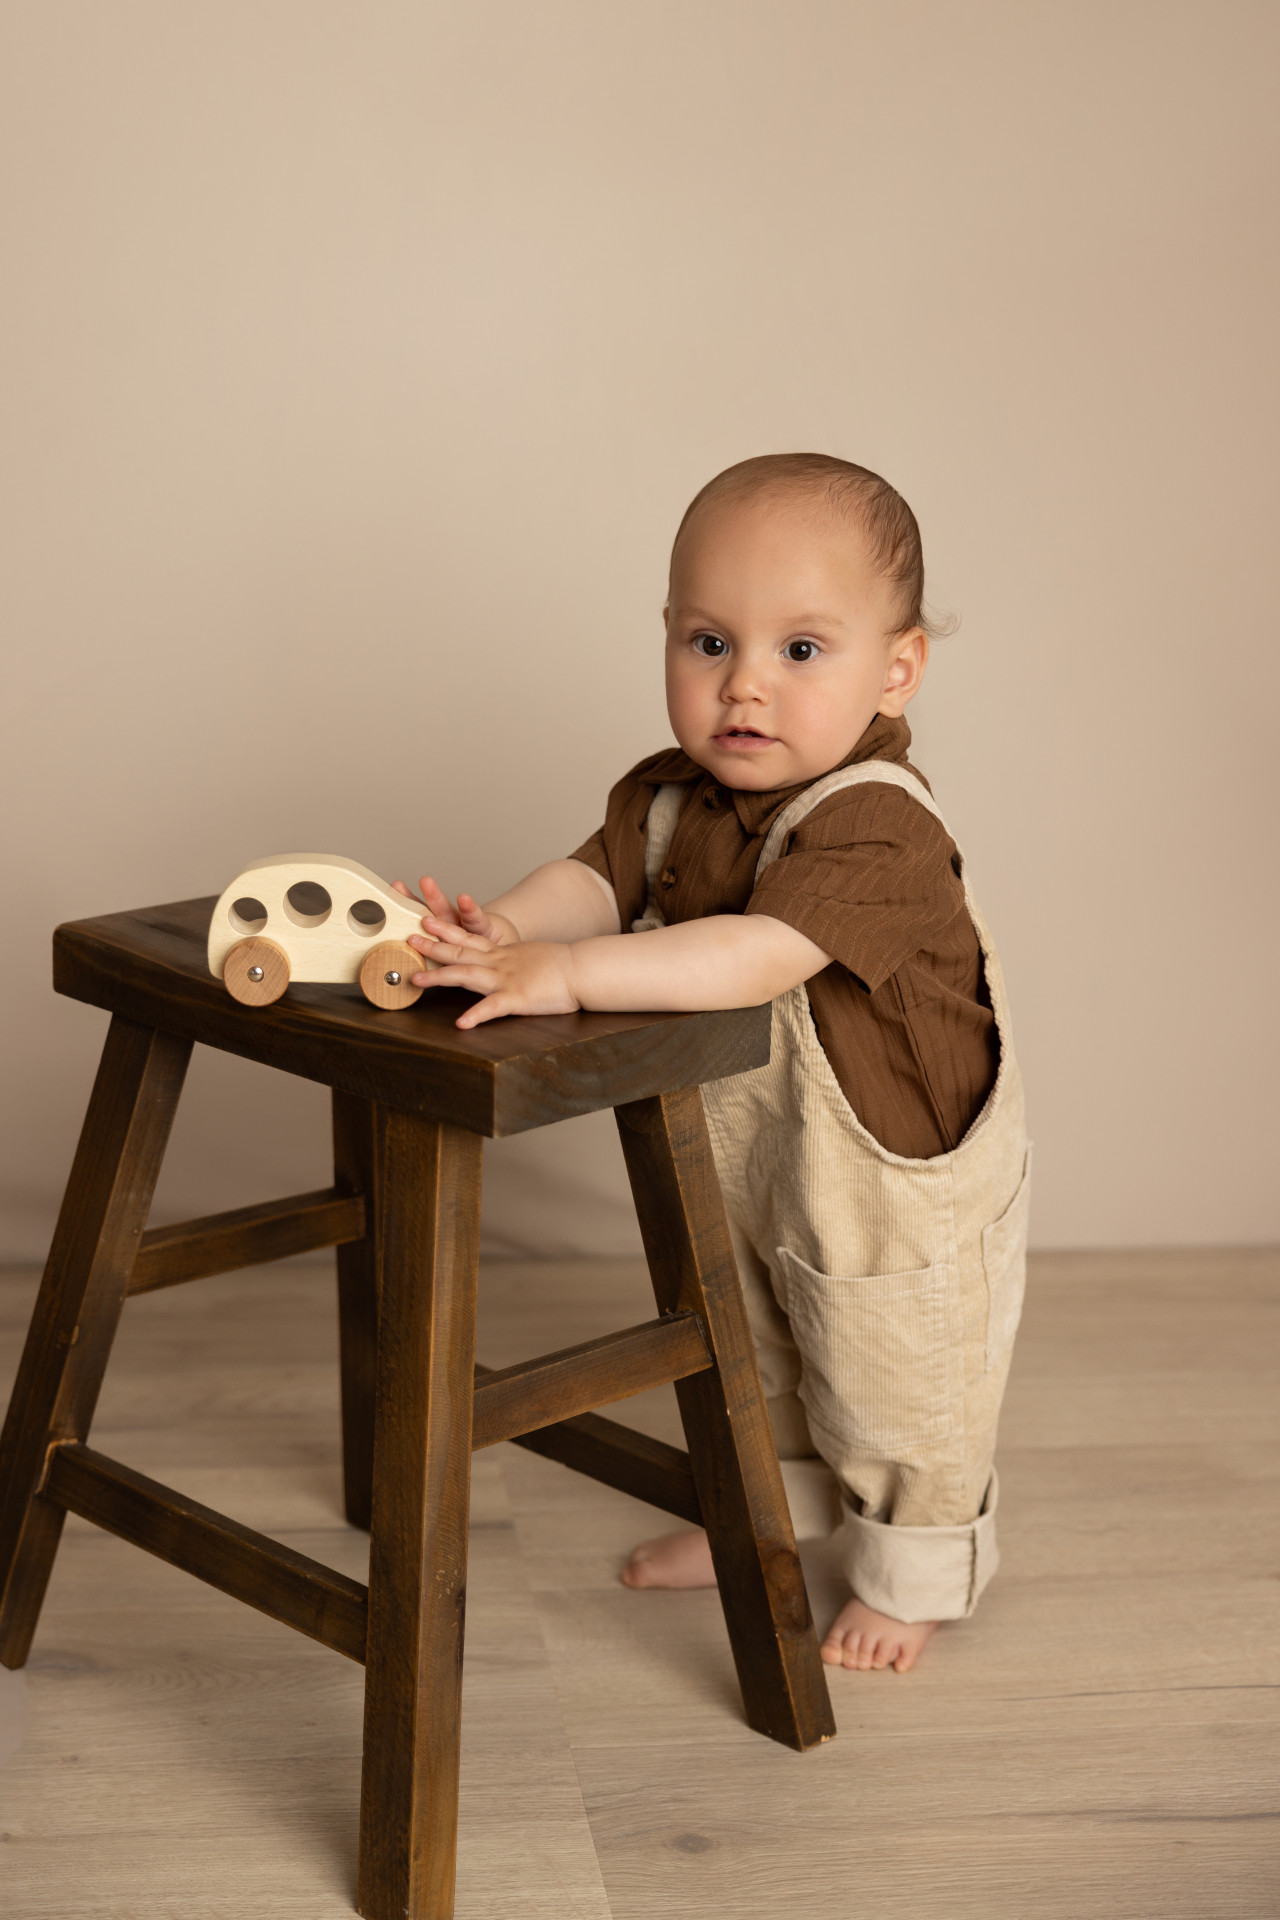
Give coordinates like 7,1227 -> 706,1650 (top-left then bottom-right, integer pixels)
714,726 -> 778,749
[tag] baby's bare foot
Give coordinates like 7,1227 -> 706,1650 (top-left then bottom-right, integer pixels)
821,1597 -> 938,1672
621,1527 -> 717,1589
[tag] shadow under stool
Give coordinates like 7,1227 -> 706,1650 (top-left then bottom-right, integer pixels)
0,896 -> 836,1919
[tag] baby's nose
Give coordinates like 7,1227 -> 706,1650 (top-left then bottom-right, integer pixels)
722,667 -> 765,699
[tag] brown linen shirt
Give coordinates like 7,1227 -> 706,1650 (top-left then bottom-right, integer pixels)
569,714 -> 1000,1160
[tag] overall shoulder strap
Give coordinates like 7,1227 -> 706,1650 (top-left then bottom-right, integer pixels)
754,760 -> 956,878
751,759 -> 1013,1041
631,782 -> 685,932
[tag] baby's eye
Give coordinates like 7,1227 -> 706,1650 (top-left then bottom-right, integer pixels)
692,632 -> 728,657
784,638 -> 820,662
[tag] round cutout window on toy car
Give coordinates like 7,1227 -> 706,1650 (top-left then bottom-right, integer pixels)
229,896 -> 268,935
348,898 -> 387,937
284,881 -> 332,928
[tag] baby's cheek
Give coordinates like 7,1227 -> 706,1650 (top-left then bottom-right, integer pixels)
800,670 -> 880,749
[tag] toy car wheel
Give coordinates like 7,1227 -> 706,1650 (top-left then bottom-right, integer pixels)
359,941 -> 424,1010
222,936 -> 290,1007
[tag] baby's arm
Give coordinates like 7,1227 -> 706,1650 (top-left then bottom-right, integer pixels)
486,859 -> 621,942
408,912 -> 830,1030
392,859 -> 620,947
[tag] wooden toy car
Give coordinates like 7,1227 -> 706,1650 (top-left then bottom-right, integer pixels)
207,855 -> 437,1009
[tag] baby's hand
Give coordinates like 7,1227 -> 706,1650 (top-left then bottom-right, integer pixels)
391,876 -> 517,947
407,919 -> 579,1029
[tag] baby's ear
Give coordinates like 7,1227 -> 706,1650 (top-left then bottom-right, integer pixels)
877,627 -> 929,716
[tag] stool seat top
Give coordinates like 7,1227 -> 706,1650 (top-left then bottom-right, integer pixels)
54,898 -> 772,1136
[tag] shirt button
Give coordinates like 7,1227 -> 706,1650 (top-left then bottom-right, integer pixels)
660,866 -> 677,889
702,787 -> 720,809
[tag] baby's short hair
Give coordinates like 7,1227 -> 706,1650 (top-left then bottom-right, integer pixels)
673,452 -> 944,637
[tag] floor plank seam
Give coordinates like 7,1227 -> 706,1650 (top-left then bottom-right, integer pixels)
492,1449 -> 616,1920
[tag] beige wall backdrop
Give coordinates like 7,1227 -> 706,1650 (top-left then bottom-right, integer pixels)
2,1 -> 1277,1259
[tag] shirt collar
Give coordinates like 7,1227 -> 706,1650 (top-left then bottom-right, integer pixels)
637,714 -> 916,836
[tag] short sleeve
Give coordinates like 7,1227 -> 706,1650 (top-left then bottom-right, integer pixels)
568,827 -> 612,885
745,782 -> 967,992
566,748 -> 695,930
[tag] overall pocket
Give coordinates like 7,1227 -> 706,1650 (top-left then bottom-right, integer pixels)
982,1148 -> 1032,1370
774,1247 -> 955,1456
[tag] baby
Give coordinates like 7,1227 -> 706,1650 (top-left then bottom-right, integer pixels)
397,453 -> 1030,1675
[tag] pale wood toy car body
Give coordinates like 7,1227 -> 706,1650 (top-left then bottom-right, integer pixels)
207,855 -> 437,1009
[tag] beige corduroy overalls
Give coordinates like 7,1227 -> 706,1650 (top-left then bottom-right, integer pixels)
636,761 -> 1031,1623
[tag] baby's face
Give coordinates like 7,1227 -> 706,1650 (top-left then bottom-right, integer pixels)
664,492 -> 926,790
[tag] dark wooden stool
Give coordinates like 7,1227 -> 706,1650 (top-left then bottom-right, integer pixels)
0,897 -> 835,1918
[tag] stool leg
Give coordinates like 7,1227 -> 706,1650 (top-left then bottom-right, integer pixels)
615,1088 -> 836,1752
357,1109 -> 483,1920
0,1018 -> 191,1668
333,1090 -> 382,1531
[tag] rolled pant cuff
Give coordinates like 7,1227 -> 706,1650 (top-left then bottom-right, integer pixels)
839,1472 -> 1000,1623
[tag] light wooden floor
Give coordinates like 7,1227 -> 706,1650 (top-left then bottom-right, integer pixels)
1,1246 -> 1277,1918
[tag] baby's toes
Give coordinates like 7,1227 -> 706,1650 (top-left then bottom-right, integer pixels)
869,1636 -> 898,1671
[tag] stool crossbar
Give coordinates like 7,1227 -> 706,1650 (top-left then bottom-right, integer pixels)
0,897 -> 836,1919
